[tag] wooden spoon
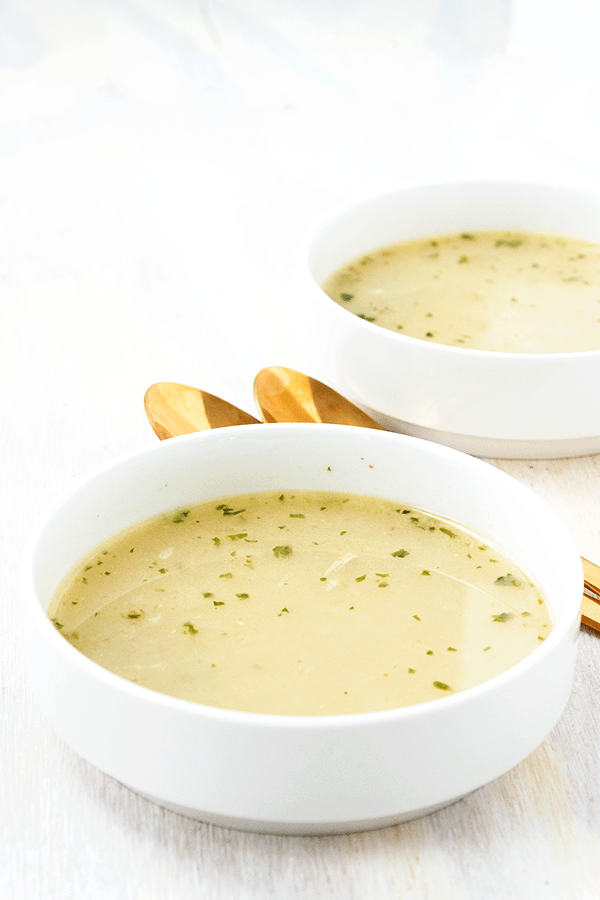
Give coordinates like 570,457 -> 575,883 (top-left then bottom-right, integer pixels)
253,366 -> 384,430
144,382 -> 260,440
144,377 -> 600,634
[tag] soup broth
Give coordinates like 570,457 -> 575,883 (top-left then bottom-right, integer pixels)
50,490 -> 551,715
322,230 -> 600,353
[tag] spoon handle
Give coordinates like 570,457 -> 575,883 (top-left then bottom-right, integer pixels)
581,557 -> 600,632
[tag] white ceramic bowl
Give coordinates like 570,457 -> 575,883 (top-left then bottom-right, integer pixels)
303,180 -> 600,459
23,425 -> 582,834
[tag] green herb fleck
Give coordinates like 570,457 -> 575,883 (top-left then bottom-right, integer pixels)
273,545 -> 292,558
278,607 -> 289,616
492,612 -> 512,622
183,621 -> 198,634
439,527 -> 456,538
219,572 -> 232,579
236,593 -> 250,599
172,509 -> 190,523
421,570 -> 431,576
356,574 -> 366,582
413,614 -> 421,620
340,293 -> 353,301
458,255 -> 469,264
495,238 -> 522,248
216,504 -> 246,516
289,514 -> 305,518
408,668 -> 416,674
228,533 -> 248,541
447,647 -> 457,652
158,568 -> 167,574
392,549 -> 409,558
127,611 -> 143,619
495,573 -> 521,586
433,681 -> 451,691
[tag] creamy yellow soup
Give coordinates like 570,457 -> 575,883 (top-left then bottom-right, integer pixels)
49,491 -> 551,716
322,230 -> 600,352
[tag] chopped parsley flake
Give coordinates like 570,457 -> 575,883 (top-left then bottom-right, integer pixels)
495,574 -> 521,586
272,545 -> 292,558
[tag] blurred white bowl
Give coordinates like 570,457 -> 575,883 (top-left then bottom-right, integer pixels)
303,180 -> 600,459
23,425 -> 582,834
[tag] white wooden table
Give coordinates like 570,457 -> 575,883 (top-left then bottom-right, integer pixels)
3,2 -> 600,897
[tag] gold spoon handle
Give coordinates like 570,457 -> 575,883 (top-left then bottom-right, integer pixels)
582,557 -> 600,630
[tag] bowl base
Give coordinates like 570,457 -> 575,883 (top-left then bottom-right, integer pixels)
363,409 -> 600,460
133,788 -> 470,835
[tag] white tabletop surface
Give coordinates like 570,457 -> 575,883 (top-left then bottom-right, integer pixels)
4,1 -> 600,897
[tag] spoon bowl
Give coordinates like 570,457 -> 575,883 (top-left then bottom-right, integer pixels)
254,366 -> 383,429
144,382 -> 259,439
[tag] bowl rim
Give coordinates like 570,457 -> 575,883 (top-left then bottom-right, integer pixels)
22,424 -> 584,730
305,177 -> 600,362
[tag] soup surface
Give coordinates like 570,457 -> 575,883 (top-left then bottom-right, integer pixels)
50,491 -> 551,715
322,230 -> 600,352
